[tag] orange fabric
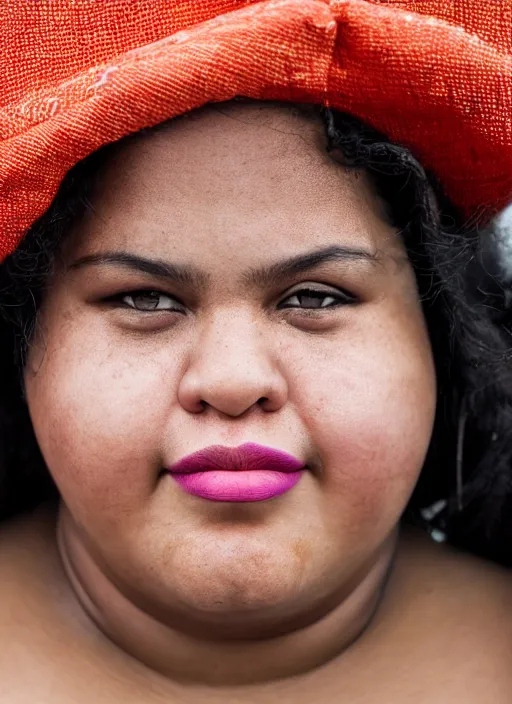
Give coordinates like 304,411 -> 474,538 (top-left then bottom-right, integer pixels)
0,0 -> 511,261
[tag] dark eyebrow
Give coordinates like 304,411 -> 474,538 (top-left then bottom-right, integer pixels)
68,245 -> 378,291
67,252 -> 210,291
242,245 -> 379,288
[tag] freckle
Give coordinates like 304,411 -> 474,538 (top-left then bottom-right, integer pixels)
61,309 -> 74,322
292,539 -> 311,568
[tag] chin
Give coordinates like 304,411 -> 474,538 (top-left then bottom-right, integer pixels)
164,581 -> 321,640
176,558 -> 305,613
131,544 -> 320,636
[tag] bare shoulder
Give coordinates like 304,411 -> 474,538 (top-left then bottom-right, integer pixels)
386,528 -> 512,696
0,505 -> 90,701
397,527 -> 512,609
348,529 -> 512,702
0,503 -> 60,593
0,505 -> 64,654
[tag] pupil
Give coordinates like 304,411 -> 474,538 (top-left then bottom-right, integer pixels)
301,294 -> 323,309
137,292 -> 159,309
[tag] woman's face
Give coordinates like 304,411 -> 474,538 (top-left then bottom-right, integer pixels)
25,103 -> 436,634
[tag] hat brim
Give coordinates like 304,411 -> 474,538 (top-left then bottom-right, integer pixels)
1,0 -> 511,260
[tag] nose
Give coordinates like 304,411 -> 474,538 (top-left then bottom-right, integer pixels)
178,310 -> 288,417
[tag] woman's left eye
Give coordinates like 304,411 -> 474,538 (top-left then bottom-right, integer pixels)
118,290 -> 185,312
279,289 -> 353,310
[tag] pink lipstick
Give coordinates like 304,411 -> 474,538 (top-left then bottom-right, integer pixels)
166,443 -> 305,502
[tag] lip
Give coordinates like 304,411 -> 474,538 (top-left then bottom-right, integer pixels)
166,443 -> 305,502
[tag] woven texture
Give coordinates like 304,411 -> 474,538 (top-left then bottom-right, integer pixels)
0,0 -> 511,261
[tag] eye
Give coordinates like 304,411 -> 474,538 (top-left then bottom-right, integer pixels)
279,288 -> 354,310
116,290 -> 185,313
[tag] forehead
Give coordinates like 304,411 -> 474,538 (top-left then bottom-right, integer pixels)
67,102 -> 403,264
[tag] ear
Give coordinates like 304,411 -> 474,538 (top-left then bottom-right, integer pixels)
492,203 -> 512,282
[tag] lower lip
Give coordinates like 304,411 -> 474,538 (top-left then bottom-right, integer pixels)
169,469 -> 304,502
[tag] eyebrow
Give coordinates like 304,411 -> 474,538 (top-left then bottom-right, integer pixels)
67,245 -> 378,290
242,244 -> 378,288
67,252 -> 210,291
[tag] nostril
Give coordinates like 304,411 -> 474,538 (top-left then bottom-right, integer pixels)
258,396 -> 278,412
190,399 -> 207,413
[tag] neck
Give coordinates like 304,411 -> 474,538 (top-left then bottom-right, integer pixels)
57,505 -> 397,688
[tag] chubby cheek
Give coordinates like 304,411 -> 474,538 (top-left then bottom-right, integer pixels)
293,328 -> 436,540
25,325 -> 176,521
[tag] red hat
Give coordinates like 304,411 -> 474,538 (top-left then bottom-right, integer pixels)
1,0 -> 511,261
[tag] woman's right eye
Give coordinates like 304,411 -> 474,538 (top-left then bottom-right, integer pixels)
116,290 -> 186,313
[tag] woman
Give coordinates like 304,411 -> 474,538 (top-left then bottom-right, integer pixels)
1,2 -> 512,701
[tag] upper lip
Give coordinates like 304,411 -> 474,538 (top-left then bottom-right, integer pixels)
167,442 -> 305,474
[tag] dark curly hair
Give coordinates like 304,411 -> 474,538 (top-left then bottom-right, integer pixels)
1,106 -> 512,565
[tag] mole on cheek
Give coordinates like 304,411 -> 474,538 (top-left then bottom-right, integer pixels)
292,538 -> 312,574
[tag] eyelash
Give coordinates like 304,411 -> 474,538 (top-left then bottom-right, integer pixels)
109,287 -> 355,313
